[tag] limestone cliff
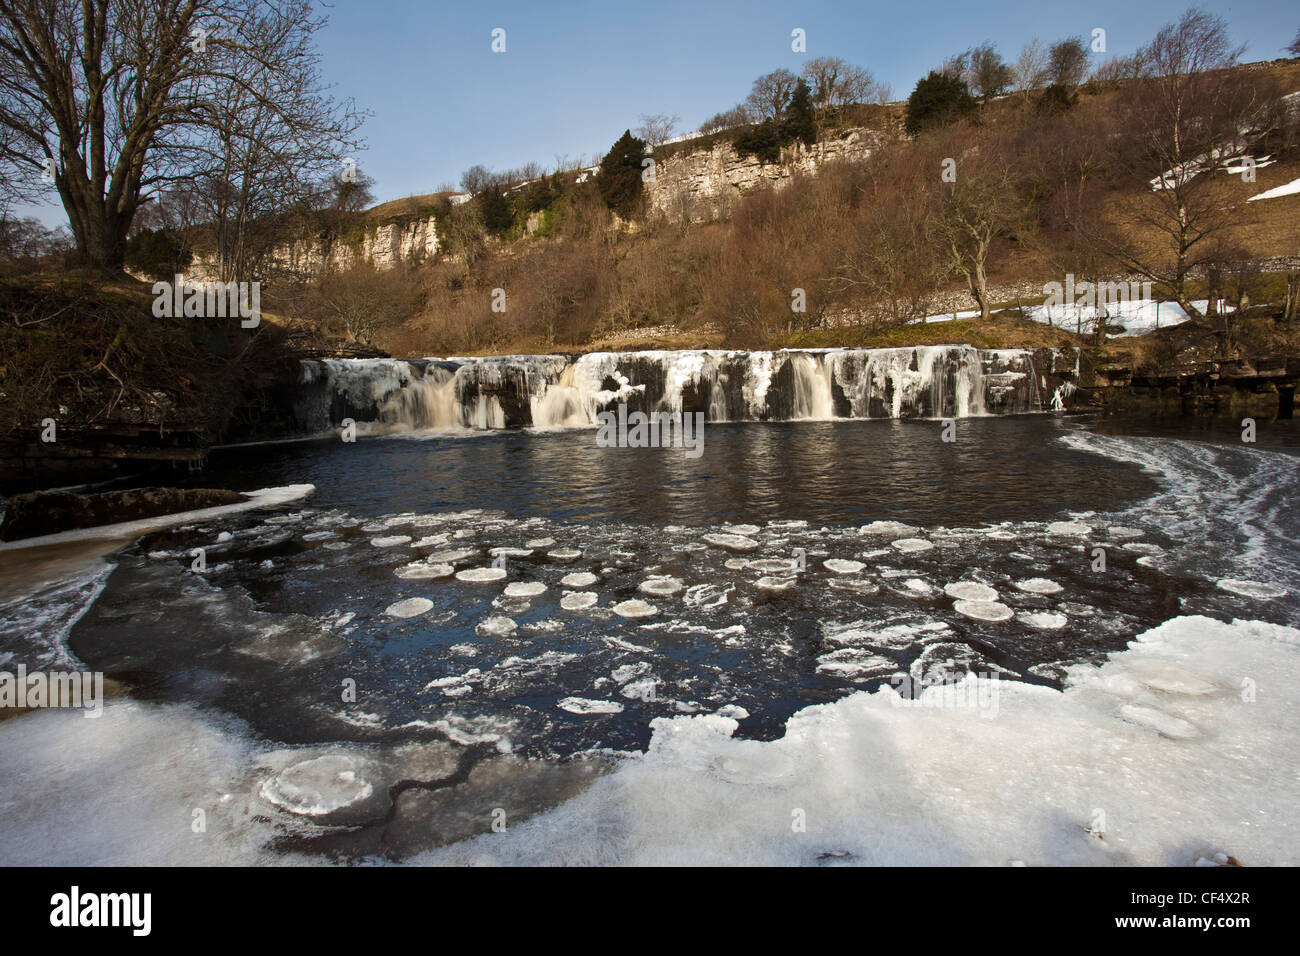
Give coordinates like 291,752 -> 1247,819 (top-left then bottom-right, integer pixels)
645,127 -> 882,223
188,215 -> 439,281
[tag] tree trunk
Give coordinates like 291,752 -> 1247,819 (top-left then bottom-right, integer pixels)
969,260 -> 990,321
65,202 -> 128,272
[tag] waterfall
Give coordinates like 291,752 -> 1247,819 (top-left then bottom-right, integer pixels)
296,346 -> 1073,434
789,353 -> 835,420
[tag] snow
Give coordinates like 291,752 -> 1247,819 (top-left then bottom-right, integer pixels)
560,572 -> 599,588
620,678 -> 658,701
1246,177 -> 1300,201
1118,704 -> 1200,740
412,615 -> 1300,866
910,297 -> 1227,338
816,649 -> 895,679
747,558 -> 800,574
612,663 -> 651,684
8,609 -> 1298,866
370,535 -> 411,547
0,484 -> 316,552
683,583 -> 731,608
897,578 -> 936,597
860,521 -> 920,537
426,548 -> 479,563
1122,542 -> 1163,555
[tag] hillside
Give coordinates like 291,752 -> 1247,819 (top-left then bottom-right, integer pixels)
231,58 -> 1297,361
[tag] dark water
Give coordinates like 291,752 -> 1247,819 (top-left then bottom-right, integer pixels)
198,415 -> 1157,526
54,414 -> 1300,766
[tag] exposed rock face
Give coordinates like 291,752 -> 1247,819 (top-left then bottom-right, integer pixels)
188,216 -> 440,281
0,487 -> 245,541
1090,356 -> 1300,419
645,127 -> 883,223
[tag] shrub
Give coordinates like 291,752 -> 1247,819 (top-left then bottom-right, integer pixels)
904,71 -> 978,134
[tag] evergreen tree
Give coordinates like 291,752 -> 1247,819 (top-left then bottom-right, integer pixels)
905,71 -> 979,134
732,121 -> 786,163
784,79 -> 818,146
596,129 -> 648,219
479,186 -> 514,236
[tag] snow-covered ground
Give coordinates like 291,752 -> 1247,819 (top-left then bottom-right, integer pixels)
1247,176 -> 1300,202
3,610 -> 1294,866
913,299 -> 1226,337
413,614 -> 1299,866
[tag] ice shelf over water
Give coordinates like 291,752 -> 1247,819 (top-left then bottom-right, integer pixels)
3,615 -> 1296,865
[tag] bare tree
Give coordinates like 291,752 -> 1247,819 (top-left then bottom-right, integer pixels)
699,105 -> 751,134
1088,10 -> 1268,320
635,112 -> 680,148
832,157 -> 945,326
303,261 -> 423,345
1089,51 -> 1149,85
0,212 -> 68,261
928,130 -> 1029,320
0,0 -> 364,273
1013,37 -> 1049,96
967,43 -> 1014,100
1048,38 -> 1091,87
800,57 -> 878,112
459,164 -> 493,194
330,169 -> 375,214
940,52 -> 968,81
745,69 -> 798,121
1288,29 -> 1299,56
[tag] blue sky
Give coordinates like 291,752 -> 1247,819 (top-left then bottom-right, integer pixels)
17,0 -> 1299,226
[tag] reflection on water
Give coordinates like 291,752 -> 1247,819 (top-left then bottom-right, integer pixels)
197,416 -> 1158,527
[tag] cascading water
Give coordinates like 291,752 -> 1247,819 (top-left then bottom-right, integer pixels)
295,346 -> 1079,434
